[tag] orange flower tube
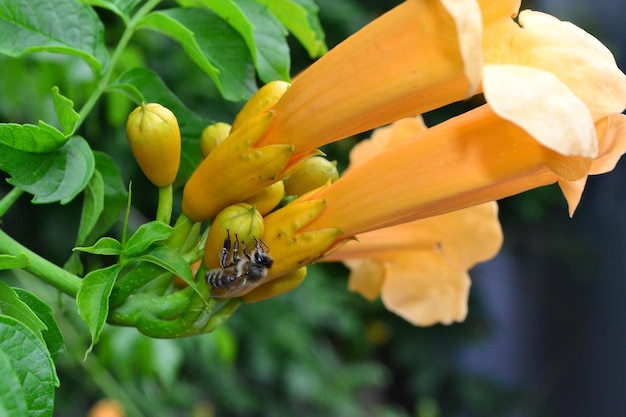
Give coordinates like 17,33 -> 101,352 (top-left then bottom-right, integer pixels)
302,105 -> 614,239
258,0 -> 479,156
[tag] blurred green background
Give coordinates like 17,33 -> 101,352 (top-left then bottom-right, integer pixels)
0,1 -> 624,416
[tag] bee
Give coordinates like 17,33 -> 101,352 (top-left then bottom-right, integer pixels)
205,230 -> 274,297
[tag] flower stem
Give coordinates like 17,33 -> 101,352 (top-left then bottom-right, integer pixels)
73,0 -> 162,133
0,230 -> 82,297
0,187 -> 24,219
156,185 -> 173,224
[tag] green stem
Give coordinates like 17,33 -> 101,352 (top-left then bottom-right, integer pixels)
0,229 -> 82,297
156,185 -> 173,224
0,187 -> 24,218
73,0 -> 163,133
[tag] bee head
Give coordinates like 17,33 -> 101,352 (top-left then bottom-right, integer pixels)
252,239 -> 273,268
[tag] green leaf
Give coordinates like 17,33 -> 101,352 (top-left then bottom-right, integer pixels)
0,315 -> 58,417
110,68 -> 209,183
0,0 -> 109,73
234,0 -> 290,82
138,245 -> 196,290
0,136 -> 95,204
83,152 -> 129,245
76,264 -> 122,355
124,222 -> 174,257
0,349 -> 29,417
0,253 -> 30,270
74,237 -> 123,256
0,282 -> 47,344
0,121 -> 67,153
76,170 -> 105,246
14,289 -> 65,363
51,86 -> 80,136
255,0 -> 327,57
84,0 -> 141,22
177,0 -> 257,66
137,7 -> 256,101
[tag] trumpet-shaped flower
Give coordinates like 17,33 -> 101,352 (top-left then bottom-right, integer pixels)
257,0 -> 626,160
191,0 -> 626,326
302,108 -> 626,239
322,118 -> 503,325
325,204 -> 502,326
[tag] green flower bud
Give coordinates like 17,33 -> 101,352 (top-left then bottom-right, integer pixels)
203,203 -> 265,270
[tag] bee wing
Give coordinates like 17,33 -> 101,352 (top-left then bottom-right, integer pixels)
210,275 -> 249,298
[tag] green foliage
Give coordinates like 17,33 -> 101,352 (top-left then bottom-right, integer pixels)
0,0 -> 326,414
0,0 -> 529,416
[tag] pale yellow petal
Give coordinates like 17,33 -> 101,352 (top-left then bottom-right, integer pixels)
427,202 -> 503,269
345,259 -> 386,301
440,0 -> 483,95
483,64 -> 597,157
380,253 -> 470,326
516,11 -> 626,119
484,10 -> 626,121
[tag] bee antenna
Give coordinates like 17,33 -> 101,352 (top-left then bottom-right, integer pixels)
256,237 -> 270,253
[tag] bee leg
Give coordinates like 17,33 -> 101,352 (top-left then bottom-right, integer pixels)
242,244 -> 251,261
219,230 -> 232,268
232,234 -> 240,264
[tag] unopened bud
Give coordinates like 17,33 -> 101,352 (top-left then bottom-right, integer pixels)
283,156 -> 339,196
203,203 -> 265,269
200,122 -> 231,158
126,103 -> 181,187
244,181 -> 285,215
232,80 -> 290,131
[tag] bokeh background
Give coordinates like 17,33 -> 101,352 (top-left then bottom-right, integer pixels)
0,0 -> 624,416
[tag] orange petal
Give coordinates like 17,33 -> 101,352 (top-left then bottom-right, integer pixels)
557,177 -> 587,218
590,114 -> 626,175
557,114 -> 626,216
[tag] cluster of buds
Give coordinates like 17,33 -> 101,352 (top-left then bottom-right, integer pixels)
184,81 -> 341,302
116,82 -> 341,337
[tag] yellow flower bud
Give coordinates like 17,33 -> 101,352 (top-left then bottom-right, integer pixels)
243,181 -> 285,215
182,111 -> 294,222
232,80 -> 290,131
200,122 -> 231,158
203,203 -> 265,269
283,156 -> 339,196
126,103 -> 181,187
